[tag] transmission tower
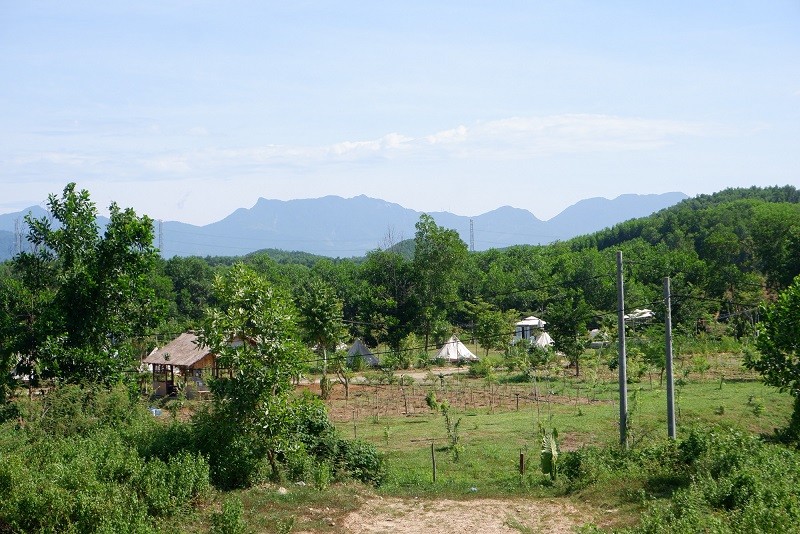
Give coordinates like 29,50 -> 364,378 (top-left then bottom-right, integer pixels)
469,218 -> 474,252
158,220 -> 163,251
14,218 -> 21,255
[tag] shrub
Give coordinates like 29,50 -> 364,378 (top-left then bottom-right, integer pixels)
210,496 -> 248,534
629,428 -> 800,532
468,354 -> 504,378
333,438 -> 387,486
133,452 -> 210,517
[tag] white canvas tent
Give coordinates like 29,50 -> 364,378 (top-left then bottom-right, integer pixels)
346,338 -> 379,367
534,331 -> 555,348
435,335 -> 478,362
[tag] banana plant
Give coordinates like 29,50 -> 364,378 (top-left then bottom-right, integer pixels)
540,426 -> 559,480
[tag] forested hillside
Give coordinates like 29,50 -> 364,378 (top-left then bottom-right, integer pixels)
147,186 -> 799,353
3,185 -> 796,365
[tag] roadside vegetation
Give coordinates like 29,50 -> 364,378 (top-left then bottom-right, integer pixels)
0,184 -> 799,532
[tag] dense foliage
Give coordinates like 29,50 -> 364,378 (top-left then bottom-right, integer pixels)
746,275 -> 800,437
139,186 -> 800,362
0,385 -> 210,533
3,184 -> 799,405
0,184 -> 165,395
562,426 -> 800,533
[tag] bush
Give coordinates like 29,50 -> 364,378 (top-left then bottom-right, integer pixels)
333,438 -> 387,486
210,496 -> 248,534
193,406 -> 270,490
133,452 -> 210,517
0,424 -> 209,533
625,428 -> 800,532
468,354 -> 504,378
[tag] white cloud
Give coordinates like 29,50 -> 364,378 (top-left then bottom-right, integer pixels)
179,113 -> 712,170
4,113 -> 715,184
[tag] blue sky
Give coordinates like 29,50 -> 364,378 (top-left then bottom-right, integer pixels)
1,1 -> 798,224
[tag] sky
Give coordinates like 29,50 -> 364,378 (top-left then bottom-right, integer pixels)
1,1 -> 798,225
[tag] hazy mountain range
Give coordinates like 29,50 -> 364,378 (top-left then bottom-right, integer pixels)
0,192 -> 688,260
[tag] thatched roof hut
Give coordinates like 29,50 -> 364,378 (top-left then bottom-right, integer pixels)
143,333 -> 216,396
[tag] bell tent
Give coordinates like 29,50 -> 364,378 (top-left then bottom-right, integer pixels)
346,338 -> 379,367
435,335 -> 478,362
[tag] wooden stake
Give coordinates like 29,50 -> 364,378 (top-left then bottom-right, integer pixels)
431,442 -> 437,483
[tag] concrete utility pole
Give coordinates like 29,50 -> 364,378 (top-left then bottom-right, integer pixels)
664,277 -> 676,439
616,251 -> 628,448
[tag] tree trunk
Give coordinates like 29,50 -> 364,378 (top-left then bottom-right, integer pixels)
267,449 -> 280,480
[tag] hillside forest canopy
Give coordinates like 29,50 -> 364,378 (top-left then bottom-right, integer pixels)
2,183 -> 799,399
1,183 -> 800,532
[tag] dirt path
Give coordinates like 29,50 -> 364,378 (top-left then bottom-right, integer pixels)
335,496 -> 609,533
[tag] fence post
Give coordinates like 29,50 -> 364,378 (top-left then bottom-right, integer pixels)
431,442 -> 437,483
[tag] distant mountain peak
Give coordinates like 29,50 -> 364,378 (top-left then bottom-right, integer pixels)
0,193 -> 687,260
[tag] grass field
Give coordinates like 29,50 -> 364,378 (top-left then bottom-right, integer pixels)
330,361 -> 791,495
205,349 -> 796,532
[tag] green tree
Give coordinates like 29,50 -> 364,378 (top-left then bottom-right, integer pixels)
296,278 -> 347,388
0,183 -> 164,386
357,248 -> 417,350
545,294 -> 591,376
196,264 -> 305,483
467,299 -> 517,356
412,214 -> 468,351
163,256 -> 217,324
745,275 -> 800,439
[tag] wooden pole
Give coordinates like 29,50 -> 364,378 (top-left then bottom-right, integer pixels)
431,442 -> 437,483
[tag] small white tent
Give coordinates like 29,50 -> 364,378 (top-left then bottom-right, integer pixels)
347,338 -> 379,367
435,335 -> 478,362
534,331 -> 555,348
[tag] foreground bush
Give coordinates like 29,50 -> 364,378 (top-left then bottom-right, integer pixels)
0,382 -> 384,531
0,384 -> 209,533
192,391 -> 386,489
560,427 -> 800,533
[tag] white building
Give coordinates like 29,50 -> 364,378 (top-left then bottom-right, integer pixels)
514,316 -> 547,341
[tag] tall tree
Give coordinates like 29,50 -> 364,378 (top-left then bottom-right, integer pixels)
466,299 -> 517,356
412,214 -> 468,351
196,264 -> 305,483
357,248 -> 417,350
296,278 -> 346,385
745,275 -> 800,439
545,293 -> 591,376
163,256 -> 216,323
0,183 -> 164,385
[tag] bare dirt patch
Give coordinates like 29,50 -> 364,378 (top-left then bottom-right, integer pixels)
336,496 -> 609,533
